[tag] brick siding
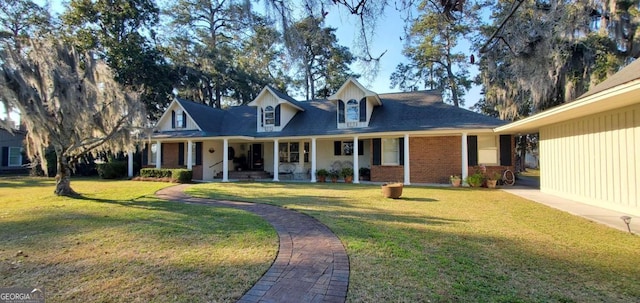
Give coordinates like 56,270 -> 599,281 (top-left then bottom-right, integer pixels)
370,135 -> 515,184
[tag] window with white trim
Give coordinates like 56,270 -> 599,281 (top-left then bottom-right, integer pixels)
279,142 -> 299,163
478,135 -> 498,165
264,106 -> 275,125
8,147 -> 22,166
175,110 -> 184,128
382,138 -> 399,165
149,143 -> 158,165
346,99 -> 359,122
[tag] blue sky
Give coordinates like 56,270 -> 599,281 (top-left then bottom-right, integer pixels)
324,5 -> 481,109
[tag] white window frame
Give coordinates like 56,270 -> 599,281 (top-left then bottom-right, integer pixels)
478,135 -> 498,165
175,109 -> 184,128
191,143 -> 197,166
149,143 -> 158,165
264,106 -> 275,125
346,99 -> 359,122
278,142 -> 299,163
8,147 -> 22,167
382,138 -> 399,165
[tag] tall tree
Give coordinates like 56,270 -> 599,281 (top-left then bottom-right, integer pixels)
390,0 -> 476,107
0,38 -> 146,196
0,0 -> 52,51
163,0 -> 255,108
290,16 -> 357,100
477,0 -> 640,120
61,0 -> 174,119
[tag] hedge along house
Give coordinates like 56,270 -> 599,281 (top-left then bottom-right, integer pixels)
133,78 -> 514,184
496,59 -> 640,216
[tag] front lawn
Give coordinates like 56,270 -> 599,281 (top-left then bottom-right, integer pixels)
0,178 -> 277,302
187,182 -> 640,303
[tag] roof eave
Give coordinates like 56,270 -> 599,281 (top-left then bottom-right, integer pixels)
495,80 -> 640,134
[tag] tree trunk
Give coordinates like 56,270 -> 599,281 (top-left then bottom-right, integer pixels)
54,152 -> 77,196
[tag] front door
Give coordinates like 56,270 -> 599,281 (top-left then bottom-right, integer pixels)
251,143 -> 263,170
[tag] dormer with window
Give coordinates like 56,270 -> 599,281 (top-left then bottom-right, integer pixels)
248,86 -> 304,132
156,99 -> 199,131
328,78 -> 382,129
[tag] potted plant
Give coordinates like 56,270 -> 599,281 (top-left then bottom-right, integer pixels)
329,169 -> 340,183
466,171 -> 484,187
381,182 -> 403,199
359,167 -> 370,181
341,167 -> 354,183
486,172 -> 501,189
450,175 -> 462,187
316,169 -> 329,183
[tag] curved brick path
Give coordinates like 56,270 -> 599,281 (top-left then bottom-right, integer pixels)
155,184 -> 350,303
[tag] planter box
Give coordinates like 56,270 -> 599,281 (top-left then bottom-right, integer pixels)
381,183 -> 403,199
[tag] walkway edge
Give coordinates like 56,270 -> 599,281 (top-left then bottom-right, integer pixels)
155,184 -> 350,303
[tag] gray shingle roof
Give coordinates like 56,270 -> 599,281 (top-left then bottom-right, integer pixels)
578,58 -> 640,99
156,90 -> 506,139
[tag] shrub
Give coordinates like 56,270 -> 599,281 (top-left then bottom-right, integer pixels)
466,171 -> 484,187
316,169 -> 329,177
171,169 -> 193,183
340,167 -> 354,178
97,160 -> 127,179
140,168 -> 172,178
139,168 -> 192,183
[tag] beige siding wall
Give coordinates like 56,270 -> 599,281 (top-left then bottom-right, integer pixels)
540,103 -> 640,215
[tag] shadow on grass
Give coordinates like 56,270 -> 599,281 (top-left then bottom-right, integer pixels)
0,176 -> 55,188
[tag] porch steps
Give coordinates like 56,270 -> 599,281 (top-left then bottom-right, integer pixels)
216,170 -> 273,180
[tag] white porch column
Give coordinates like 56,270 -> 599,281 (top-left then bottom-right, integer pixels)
222,139 -> 229,182
353,136 -> 359,184
127,150 -> 134,177
155,141 -> 161,169
403,134 -> 410,185
186,140 -> 193,170
310,138 -> 317,182
273,139 -> 279,181
461,133 -> 469,185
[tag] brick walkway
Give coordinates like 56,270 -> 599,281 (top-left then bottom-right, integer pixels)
156,184 -> 350,303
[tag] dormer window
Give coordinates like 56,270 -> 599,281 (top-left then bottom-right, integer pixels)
175,110 -> 184,128
346,99 -> 359,122
265,106 -> 275,125
172,109 -> 186,129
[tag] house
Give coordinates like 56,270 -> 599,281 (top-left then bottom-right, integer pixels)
496,59 -> 640,216
135,78 -> 515,184
0,127 -> 27,174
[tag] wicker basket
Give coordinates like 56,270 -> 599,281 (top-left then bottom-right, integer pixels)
381,183 -> 403,199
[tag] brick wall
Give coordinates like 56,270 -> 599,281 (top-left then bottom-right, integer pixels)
369,135 -> 515,184
409,136 -> 462,183
162,143 -> 180,168
371,165 -> 404,183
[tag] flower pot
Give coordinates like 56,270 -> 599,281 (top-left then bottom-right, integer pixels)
317,176 -> 326,183
344,176 -> 353,183
451,179 -> 461,187
487,179 -> 498,189
381,183 -> 403,199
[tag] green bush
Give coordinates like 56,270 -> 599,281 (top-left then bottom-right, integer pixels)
466,171 -> 485,187
171,169 -> 193,183
139,168 -> 192,183
140,168 -> 173,178
340,167 -> 354,177
97,161 -> 127,179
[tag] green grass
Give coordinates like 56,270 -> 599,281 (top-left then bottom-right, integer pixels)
0,177 -> 277,302
187,182 -> 640,303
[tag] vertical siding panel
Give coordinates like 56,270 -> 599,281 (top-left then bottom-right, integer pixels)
597,115 -> 605,201
611,113 -> 620,205
589,116 -> 597,200
578,119 -> 585,196
631,105 -> 640,207
618,111 -> 628,206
